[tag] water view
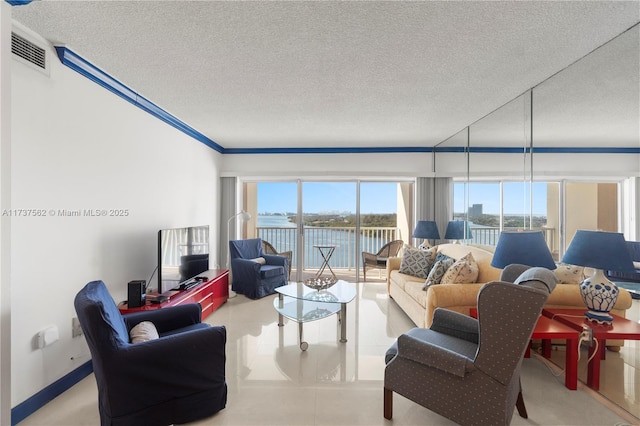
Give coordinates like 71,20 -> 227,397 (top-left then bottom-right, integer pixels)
257,214 -> 398,269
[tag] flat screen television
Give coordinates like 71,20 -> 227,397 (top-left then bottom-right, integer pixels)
157,225 -> 210,294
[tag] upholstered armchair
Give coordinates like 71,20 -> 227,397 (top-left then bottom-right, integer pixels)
229,238 -> 288,299
362,239 -> 403,281
384,266 -> 557,425
74,281 -> 227,426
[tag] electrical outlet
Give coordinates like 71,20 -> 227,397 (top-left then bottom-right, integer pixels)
72,317 -> 83,338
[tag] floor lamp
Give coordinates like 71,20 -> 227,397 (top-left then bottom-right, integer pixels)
226,210 -> 251,298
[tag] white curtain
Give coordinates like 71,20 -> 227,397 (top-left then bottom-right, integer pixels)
219,177 -> 236,268
415,177 -> 452,243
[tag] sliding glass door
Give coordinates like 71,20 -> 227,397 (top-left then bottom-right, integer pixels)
301,182 -> 357,280
246,180 -> 409,282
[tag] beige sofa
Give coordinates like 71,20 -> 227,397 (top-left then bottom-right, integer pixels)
386,243 -> 633,348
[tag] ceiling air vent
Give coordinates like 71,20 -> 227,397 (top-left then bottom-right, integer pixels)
11,31 -> 48,72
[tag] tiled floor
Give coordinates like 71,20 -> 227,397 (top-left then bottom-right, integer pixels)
17,277 -> 640,425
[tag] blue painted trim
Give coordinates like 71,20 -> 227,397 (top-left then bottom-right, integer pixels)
54,47 -> 224,153
223,146 -> 433,154
434,147 -> 639,154
532,147 -> 639,154
11,361 -> 93,426
5,0 -> 33,5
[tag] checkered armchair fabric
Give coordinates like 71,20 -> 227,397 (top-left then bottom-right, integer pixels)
384,269 -> 553,425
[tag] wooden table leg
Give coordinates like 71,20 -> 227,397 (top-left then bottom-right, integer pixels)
587,338 -> 604,390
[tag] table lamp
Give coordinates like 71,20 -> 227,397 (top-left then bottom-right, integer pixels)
491,230 -> 556,269
413,220 -> 440,248
444,220 -> 473,243
561,230 -> 634,324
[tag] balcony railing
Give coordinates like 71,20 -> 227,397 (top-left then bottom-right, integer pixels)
256,225 -> 555,270
257,226 -> 399,270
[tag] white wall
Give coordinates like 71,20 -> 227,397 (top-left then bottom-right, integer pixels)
10,37 -> 221,406
221,151 -> 434,178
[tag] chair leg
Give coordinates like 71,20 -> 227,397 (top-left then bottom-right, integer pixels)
384,387 -> 393,419
516,390 -> 528,419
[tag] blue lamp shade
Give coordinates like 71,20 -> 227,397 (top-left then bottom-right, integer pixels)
491,231 -> 556,270
444,221 -> 473,240
561,230 -> 634,272
412,221 -> 440,240
561,230 -> 634,324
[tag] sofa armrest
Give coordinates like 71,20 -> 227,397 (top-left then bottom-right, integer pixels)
425,283 -> 484,327
387,256 -> 402,272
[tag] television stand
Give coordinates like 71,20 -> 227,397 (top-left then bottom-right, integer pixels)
179,280 -> 200,291
118,269 -> 229,319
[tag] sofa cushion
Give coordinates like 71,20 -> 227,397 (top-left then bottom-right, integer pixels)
404,280 -> 428,308
260,265 -> 284,278
423,253 -> 455,289
441,252 -> 479,284
399,246 -> 437,279
554,263 -> 585,284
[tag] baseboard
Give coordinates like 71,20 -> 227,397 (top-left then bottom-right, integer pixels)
11,361 -> 93,426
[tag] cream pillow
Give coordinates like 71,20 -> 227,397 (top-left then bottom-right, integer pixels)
440,252 -> 479,284
130,321 -> 159,343
249,257 -> 266,265
553,263 -> 585,284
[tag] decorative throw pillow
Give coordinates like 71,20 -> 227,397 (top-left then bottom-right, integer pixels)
553,263 -> 585,284
440,252 -> 479,284
422,253 -> 455,290
249,257 -> 266,265
130,321 -> 159,343
398,246 -> 437,279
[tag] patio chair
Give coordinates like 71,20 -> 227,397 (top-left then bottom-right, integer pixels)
262,239 -> 293,279
362,239 -> 403,281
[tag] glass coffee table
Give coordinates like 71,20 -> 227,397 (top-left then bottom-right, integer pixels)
274,280 -> 356,351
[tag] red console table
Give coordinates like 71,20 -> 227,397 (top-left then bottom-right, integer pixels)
118,269 -> 229,320
543,308 -> 640,391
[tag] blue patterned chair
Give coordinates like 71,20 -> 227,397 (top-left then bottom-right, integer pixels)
383,265 -> 556,425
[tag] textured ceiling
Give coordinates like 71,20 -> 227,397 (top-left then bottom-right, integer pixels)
11,0 -> 640,150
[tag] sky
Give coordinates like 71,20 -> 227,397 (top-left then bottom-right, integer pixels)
257,182 -> 398,214
454,182 -> 548,215
257,181 -> 548,215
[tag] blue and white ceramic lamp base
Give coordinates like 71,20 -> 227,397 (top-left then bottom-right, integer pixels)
579,269 -> 619,324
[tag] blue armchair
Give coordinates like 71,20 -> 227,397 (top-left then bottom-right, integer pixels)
229,238 -> 288,299
74,281 -> 227,426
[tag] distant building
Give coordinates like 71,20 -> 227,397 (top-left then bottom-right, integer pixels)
468,204 -> 483,217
